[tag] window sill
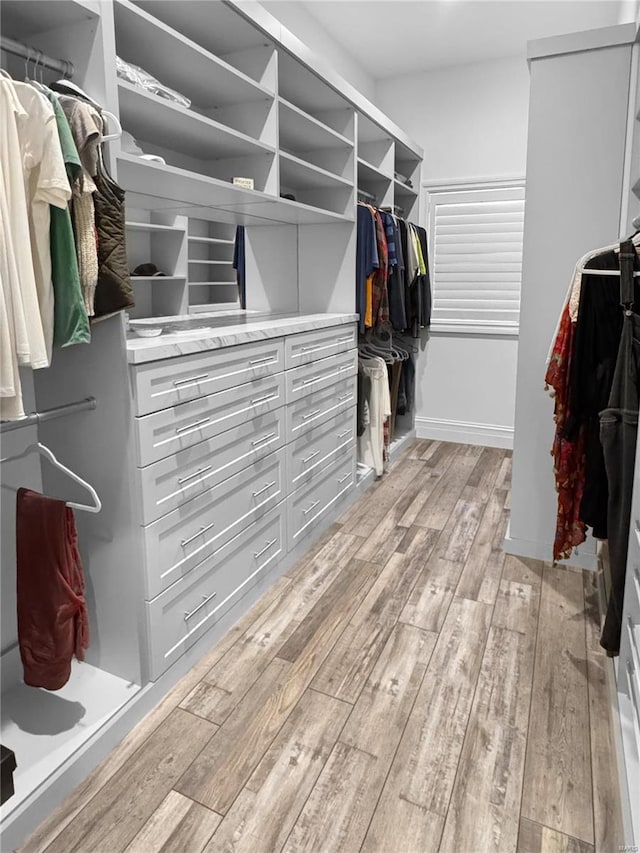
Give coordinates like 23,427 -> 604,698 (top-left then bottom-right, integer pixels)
427,323 -> 520,338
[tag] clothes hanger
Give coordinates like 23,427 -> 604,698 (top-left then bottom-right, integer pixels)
0,442 -> 102,513
100,110 -> 122,142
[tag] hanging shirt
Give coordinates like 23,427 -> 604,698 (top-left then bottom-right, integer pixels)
356,204 -> 378,333
58,95 -> 102,316
233,226 -> 246,309
42,94 -> 91,348
0,79 -> 50,372
15,82 -> 80,362
372,210 -> 389,327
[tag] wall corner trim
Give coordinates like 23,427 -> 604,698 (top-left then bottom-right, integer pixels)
415,416 -> 514,449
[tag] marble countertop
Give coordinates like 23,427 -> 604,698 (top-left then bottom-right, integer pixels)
125,311 -> 358,364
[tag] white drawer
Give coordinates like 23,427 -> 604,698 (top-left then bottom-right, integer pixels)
142,448 -> 285,599
285,348 -> 357,405
131,339 -> 284,416
285,324 -> 357,369
287,407 -> 356,494
137,409 -> 285,525
135,373 -> 285,466
287,449 -> 356,552
286,375 -> 356,441
146,504 -> 286,680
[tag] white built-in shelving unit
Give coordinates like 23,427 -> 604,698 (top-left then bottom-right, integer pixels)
188,219 -> 239,312
0,0 -> 424,842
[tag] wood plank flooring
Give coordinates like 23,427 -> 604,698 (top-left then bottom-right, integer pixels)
19,440 -> 624,853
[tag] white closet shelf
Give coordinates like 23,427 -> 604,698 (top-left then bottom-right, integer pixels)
357,158 -> 393,184
394,178 -> 418,198
189,302 -> 240,313
137,0 -> 270,57
2,0 -> 98,39
189,281 -> 236,287
131,275 -> 186,283
117,154 -> 353,225
114,0 -> 276,110
0,660 -> 138,819
279,151 -> 353,191
117,81 -> 276,162
188,259 -> 234,265
125,221 -> 185,233
357,113 -> 392,146
278,97 -> 353,152
188,236 -> 235,245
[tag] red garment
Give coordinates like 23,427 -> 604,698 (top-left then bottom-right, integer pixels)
16,488 -> 89,690
371,211 -> 389,327
545,304 -> 587,561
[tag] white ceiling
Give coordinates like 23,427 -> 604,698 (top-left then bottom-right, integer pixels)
296,0 -> 626,77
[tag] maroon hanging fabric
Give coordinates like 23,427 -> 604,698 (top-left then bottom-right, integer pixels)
16,488 -> 89,690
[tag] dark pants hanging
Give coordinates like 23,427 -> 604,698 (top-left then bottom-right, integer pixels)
599,241 -> 640,655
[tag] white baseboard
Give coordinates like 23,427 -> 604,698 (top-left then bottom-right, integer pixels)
502,521 -> 597,571
415,416 -> 513,449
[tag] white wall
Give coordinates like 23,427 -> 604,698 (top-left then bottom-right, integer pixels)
415,333 -> 519,448
376,57 -> 531,447
376,56 -> 530,184
259,1 -> 376,100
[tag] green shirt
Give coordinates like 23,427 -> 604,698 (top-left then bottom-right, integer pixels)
46,92 -> 90,348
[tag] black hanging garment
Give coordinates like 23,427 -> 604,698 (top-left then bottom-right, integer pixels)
599,239 -> 640,655
92,151 -> 134,317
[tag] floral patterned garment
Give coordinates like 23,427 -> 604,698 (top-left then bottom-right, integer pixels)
545,302 -> 587,561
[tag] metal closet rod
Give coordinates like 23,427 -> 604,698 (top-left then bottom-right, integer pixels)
0,35 -> 74,78
0,397 -> 97,434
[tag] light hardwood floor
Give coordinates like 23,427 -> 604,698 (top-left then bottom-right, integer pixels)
19,440 -> 624,853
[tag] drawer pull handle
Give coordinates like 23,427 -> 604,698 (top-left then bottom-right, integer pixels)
252,481 -> 276,498
177,466 -> 212,485
302,376 -> 320,385
176,417 -> 211,434
250,356 -> 274,366
337,335 -> 353,342
337,429 -> 352,439
184,592 -> 217,621
251,394 -> 277,405
338,394 -> 351,402
302,500 -> 320,516
300,345 -> 320,353
337,472 -> 351,484
302,450 -> 320,463
181,523 -> 215,547
173,373 -> 209,387
252,432 -> 276,447
302,410 -> 320,421
254,538 -> 278,559
339,365 -> 351,372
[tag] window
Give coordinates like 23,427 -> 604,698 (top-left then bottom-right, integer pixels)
424,180 -> 525,334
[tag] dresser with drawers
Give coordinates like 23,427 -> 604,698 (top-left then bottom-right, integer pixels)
128,317 -> 358,680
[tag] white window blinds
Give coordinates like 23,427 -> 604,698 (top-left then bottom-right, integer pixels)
426,183 -> 525,333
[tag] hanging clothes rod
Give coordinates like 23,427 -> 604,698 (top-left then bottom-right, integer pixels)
0,397 -> 96,434
0,35 -> 73,78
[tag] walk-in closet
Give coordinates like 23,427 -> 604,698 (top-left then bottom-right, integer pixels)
1,1 -> 639,851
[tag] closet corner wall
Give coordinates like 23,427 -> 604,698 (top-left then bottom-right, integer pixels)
509,23 -> 639,568
509,20 -> 640,848
0,0 -> 423,845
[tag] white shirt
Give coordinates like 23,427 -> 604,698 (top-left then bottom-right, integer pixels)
13,81 -> 72,362
0,78 -> 51,372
